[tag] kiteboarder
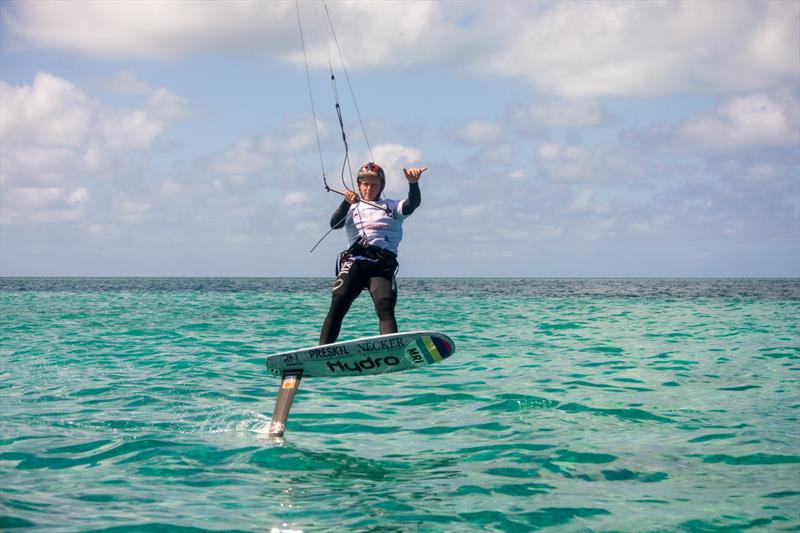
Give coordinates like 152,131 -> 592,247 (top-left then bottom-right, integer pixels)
319,162 -> 425,344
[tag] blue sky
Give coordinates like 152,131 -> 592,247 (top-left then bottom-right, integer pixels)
1,0 -> 798,277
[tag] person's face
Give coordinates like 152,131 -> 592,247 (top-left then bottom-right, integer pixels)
358,176 -> 381,201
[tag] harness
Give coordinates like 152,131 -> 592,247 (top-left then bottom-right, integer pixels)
336,236 -> 398,276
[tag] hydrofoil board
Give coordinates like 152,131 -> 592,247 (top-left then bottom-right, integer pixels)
266,331 -> 456,378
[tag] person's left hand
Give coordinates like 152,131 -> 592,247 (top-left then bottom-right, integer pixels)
403,167 -> 427,183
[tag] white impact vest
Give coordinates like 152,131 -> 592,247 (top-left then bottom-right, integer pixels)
345,198 -> 408,256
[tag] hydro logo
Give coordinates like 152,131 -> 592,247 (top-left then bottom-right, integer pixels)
326,355 -> 401,374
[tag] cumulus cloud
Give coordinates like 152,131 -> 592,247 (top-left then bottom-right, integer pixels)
3,2 -> 797,276
289,1 -> 465,69
368,143 -> 423,194
566,189 -> 594,213
119,200 -> 151,214
710,159 -> 795,194
475,0 -> 799,97
676,93 -> 799,149
2,0 -> 297,59
2,0 -> 460,68
0,72 -> 187,225
536,142 -> 648,184
1,72 -> 91,147
115,199 -> 152,224
461,204 -> 485,217
1,72 -> 187,175
630,215 -> 674,236
281,192 -> 308,206
452,120 -> 503,145
209,117 -> 324,182
6,1 -> 795,98
476,143 -> 513,166
1,145 -> 75,183
516,99 -> 606,130
509,169 -> 527,181
211,137 -> 271,179
635,91 -> 800,161
2,186 -> 89,224
107,70 -> 150,94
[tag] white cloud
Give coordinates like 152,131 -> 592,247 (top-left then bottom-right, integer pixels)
115,199 -> 153,224
119,200 -> 151,214
630,215 -> 674,236
3,0 -> 457,68
714,159 -> 792,190
5,187 -> 65,210
66,187 -> 89,206
1,72 -> 91,147
461,204 -> 485,217
108,70 -> 150,94
564,188 -> 610,215
2,186 -> 89,223
209,118 -> 322,181
738,163 -> 788,186
282,1 -> 464,69
677,93 -> 799,149
146,87 -> 189,121
1,145 -> 75,184
517,100 -> 606,129
368,143 -> 423,195
212,136 -> 270,177
0,72 -> 187,227
535,225 -> 563,239
475,0 -> 799,97
509,169 -> 527,181
220,233 -> 252,244
477,144 -> 513,166
281,192 -> 308,206
1,72 -> 188,174
2,0 -> 297,59
537,143 -> 563,162
82,143 -> 111,172
536,142 -> 646,184
98,109 -> 166,150
159,180 -> 182,197
85,223 -> 120,241
272,120 -> 318,153
567,189 -> 593,213
7,1 -> 795,98
453,120 -> 503,145
578,217 -> 619,241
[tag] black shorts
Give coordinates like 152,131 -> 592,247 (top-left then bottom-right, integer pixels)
335,253 -> 398,293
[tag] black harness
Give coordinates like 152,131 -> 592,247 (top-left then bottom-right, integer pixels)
336,236 -> 398,276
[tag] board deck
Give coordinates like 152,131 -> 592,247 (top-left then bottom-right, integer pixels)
266,331 -> 456,378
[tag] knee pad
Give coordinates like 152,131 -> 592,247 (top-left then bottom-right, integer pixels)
374,297 -> 396,321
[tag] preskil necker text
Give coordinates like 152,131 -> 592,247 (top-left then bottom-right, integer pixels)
307,337 -> 406,360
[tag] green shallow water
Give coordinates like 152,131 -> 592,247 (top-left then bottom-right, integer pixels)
1,278 -> 798,532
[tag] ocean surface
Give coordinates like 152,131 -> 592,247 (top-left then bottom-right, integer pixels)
1,278 -> 798,532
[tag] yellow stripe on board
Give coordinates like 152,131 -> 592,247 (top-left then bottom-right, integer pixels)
423,336 -> 443,362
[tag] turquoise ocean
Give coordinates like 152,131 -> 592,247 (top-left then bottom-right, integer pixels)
1,278 -> 798,532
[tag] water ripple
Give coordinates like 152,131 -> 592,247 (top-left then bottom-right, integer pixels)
1,278 -> 798,531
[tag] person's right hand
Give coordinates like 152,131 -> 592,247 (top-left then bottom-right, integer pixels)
344,191 -> 359,204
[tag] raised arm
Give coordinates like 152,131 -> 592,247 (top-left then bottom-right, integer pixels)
402,182 -> 421,216
402,167 -> 427,216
